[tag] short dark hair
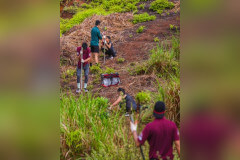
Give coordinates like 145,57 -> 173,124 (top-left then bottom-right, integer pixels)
95,20 -> 101,26
117,88 -> 125,94
82,42 -> 88,50
107,36 -> 111,40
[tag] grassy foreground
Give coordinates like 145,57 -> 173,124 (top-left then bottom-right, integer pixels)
60,36 -> 180,159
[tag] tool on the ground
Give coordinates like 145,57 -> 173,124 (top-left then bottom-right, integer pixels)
129,111 -> 145,160
80,48 -> 83,90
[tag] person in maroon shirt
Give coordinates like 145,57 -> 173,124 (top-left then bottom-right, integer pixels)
130,101 -> 180,160
76,42 -> 91,93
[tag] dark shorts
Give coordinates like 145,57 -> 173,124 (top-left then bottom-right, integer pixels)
91,45 -> 99,53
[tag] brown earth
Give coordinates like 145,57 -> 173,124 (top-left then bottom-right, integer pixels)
60,0 -> 180,104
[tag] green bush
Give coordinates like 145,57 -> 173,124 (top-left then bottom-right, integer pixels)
132,12 -> 156,24
60,7 -> 110,34
136,26 -> 145,33
81,3 -> 92,9
136,91 -> 151,105
63,6 -> 78,14
117,58 -> 125,63
125,3 -> 138,12
103,67 -> 115,74
139,3 -> 146,9
90,65 -> 102,74
149,0 -> 175,14
154,37 -> 160,42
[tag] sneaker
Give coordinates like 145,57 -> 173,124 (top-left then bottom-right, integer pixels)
125,113 -> 129,117
76,88 -> 81,93
84,88 -> 88,92
110,56 -> 113,60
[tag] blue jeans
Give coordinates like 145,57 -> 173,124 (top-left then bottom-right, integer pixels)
76,64 -> 89,84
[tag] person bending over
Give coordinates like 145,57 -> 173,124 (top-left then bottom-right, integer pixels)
109,88 -> 137,116
130,101 -> 180,160
76,42 -> 91,93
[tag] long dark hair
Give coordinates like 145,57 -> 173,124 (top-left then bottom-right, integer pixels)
117,88 -> 125,94
82,42 -> 88,50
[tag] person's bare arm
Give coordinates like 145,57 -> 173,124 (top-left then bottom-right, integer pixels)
83,57 -> 91,63
110,96 -> 122,108
133,131 -> 141,147
174,140 -> 180,156
105,43 -> 111,49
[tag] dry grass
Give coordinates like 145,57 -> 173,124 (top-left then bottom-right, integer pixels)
60,13 -> 134,65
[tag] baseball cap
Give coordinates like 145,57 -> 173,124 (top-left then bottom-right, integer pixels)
153,101 -> 165,119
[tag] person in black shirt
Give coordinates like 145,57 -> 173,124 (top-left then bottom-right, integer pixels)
109,88 -> 137,116
101,36 -> 116,60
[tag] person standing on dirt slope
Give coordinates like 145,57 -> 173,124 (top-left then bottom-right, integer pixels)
101,36 -> 116,60
130,101 -> 180,160
109,88 -> 137,116
90,20 -> 103,66
76,42 -> 91,93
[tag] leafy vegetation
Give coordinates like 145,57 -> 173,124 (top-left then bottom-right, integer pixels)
132,12 -> 156,24
154,37 -> 160,42
131,36 -> 180,78
136,91 -> 151,105
90,65 -> 102,74
136,25 -> 146,33
60,7 -> 110,35
139,3 -> 146,10
117,58 -> 125,64
149,0 -> 175,14
63,5 -> 78,14
103,67 -> 116,74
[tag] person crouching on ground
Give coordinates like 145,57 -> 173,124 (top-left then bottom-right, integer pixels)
130,101 -> 180,160
76,42 -> 91,93
101,36 -> 116,60
109,88 -> 137,116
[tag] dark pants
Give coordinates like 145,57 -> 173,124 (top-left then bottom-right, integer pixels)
76,64 -> 89,84
101,48 -> 116,57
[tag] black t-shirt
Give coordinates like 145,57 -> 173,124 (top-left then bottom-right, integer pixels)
125,94 -> 137,111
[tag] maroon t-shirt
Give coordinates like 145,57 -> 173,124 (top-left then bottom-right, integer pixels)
138,117 -> 180,160
77,47 -> 91,68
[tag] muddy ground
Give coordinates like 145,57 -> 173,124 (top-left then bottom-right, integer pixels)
60,0 -> 180,104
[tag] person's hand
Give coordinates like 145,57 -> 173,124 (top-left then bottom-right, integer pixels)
103,35 -> 106,39
130,121 -> 137,132
81,59 -> 85,63
104,40 -> 107,44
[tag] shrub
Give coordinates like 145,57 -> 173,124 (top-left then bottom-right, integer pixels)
90,65 -> 102,74
117,58 -> 125,63
136,91 -> 151,105
63,6 -> 78,14
149,0 -> 175,14
139,3 -> 146,9
136,26 -> 145,33
81,3 -> 92,9
125,3 -> 138,12
154,37 -> 160,42
132,12 -> 156,24
103,67 -> 115,74
109,5 -> 125,13
60,7 -> 110,34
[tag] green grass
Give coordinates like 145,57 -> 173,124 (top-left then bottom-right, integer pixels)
117,58 -> 125,64
60,7 -> 110,35
136,91 -> 151,105
63,6 -> 78,14
132,12 -> 156,24
149,0 -> 175,14
139,3 -> 146,10
136,25 -> 146,33
131,36 -> 180,78
60,92 -> 150,159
